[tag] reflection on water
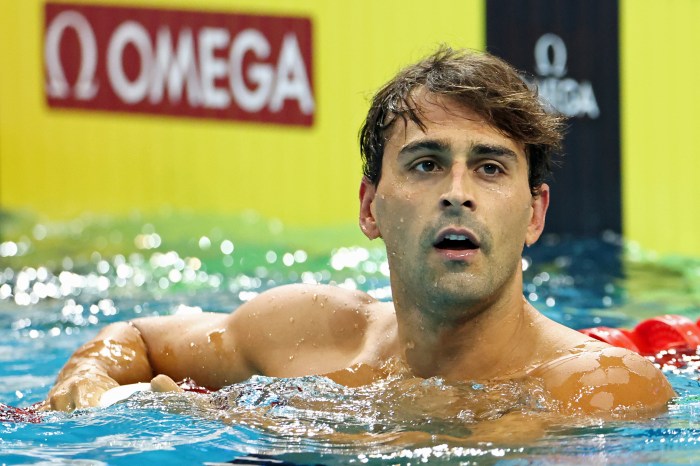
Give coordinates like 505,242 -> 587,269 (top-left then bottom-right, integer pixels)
3,212 -> 700,464
117,367 -> 561,462
208,362 -> 551,437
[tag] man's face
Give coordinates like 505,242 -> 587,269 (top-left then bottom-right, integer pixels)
359,91 -> 548,317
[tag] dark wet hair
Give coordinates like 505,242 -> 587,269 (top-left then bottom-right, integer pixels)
359,46 -> 565,195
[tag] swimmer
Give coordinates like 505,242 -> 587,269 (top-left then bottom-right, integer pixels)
45,46 -> 675,415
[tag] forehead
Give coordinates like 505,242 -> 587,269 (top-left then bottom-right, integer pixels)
384,92 -> 525,157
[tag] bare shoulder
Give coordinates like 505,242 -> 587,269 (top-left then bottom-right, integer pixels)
531,343 -> 676,415
228,284 -> 396,377
129,284 -> 396,386
228,283 -> 393,329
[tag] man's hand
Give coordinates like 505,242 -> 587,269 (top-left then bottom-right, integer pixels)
46,370 -> 119,411
45,321 -> 154,412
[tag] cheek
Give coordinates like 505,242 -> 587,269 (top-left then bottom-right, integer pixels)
373,192 -> 418,240
512,196 -> 534,222
490,193 -> 533,238
502,185 -> 534,213
512,201 -> 535,235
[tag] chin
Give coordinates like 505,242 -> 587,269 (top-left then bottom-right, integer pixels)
426,279 -> 490,307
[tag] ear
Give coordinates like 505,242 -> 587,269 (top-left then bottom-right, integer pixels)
359,177 -> 381,240
525,183 -> 549,247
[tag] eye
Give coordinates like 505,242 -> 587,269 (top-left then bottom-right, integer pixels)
413,160 -> 440,173
478,163 -> 503,176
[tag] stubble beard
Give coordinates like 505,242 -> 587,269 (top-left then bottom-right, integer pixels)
388,243 -> 524,329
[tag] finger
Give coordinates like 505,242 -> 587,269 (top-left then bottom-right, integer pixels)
74,382 -> 103,408
150,374 -> 183,393
50,389 -> 75,412
34,400 -> 51,412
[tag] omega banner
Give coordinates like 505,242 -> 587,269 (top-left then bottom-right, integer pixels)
44,2 -> 314,126
487,0 -> 620,235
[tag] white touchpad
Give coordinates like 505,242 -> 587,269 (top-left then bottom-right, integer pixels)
99,382 -> 152,408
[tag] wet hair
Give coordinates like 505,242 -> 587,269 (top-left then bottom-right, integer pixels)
359,46 -> 565,195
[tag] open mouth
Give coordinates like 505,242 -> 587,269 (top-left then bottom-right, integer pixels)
433,233 -> 479,251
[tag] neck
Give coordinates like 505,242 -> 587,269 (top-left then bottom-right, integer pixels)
393,283 -> 541,381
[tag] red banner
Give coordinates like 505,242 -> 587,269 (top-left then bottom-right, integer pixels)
44,3 -> 314,126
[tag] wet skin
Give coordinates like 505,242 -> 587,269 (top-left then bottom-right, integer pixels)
45,92 -> 675,416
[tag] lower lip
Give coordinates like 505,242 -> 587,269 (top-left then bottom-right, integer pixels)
434,248 -> 479,261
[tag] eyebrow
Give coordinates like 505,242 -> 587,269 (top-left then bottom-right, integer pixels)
397,139 -> 450,158
398,139 -> 519,160
471,143 -> 519,160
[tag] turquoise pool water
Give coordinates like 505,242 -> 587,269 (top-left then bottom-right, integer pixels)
2,213 -> 700,465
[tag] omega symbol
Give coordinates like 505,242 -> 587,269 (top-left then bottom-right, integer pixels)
535,33 -> 568,78
45,10 -> 99,100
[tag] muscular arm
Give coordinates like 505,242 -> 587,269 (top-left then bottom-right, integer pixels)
46,284 -> 388,411
133,284 -> 389,386
46,321 -> 153,411
45,312 -> 236,411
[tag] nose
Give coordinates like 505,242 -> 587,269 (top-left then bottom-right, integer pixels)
440,164 -> 475,210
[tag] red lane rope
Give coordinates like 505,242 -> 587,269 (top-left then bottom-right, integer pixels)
579,314 -> 700,358
0,403 -> 42,423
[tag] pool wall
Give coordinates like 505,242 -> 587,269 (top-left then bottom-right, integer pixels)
1,0 -> 700,256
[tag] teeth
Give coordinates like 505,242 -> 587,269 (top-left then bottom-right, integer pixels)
445,234 -> 468,241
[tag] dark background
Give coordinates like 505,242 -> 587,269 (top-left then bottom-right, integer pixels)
486,0 -> 620,235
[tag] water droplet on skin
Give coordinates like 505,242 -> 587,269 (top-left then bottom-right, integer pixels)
206,330 -> 226,354
289,317 -> 295,323
289,355 -> 294,361
406,341 -> 415,350
312,294 -> 318,302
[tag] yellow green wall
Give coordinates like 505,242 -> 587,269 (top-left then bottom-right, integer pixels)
621,0 -> 700,256
0,0 -> 483,228
4,0 -> 700,256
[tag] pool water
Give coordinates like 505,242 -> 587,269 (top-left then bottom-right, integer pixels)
2,212 -> 700,465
